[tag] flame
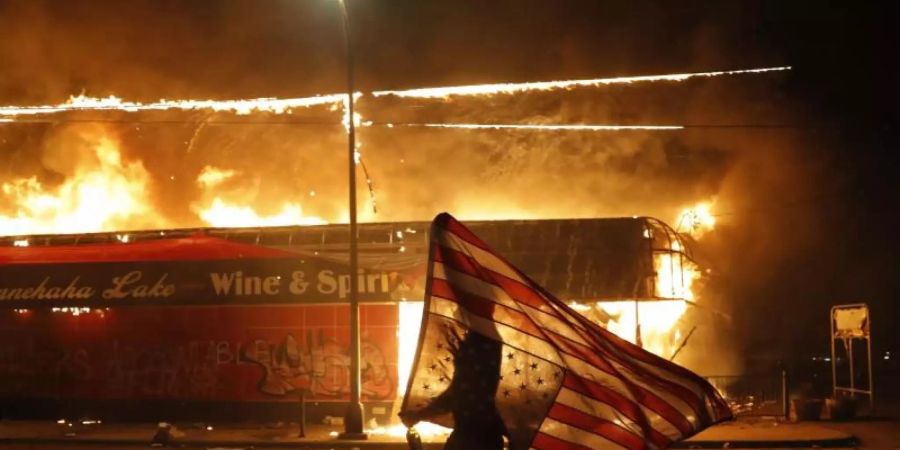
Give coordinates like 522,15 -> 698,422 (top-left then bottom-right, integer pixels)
196,166 -> 236,188
397,302 -> 424,396
366,422 -> 452,439
597,300 -> 688,356
193,165 -> 326,228
655,244 -> 699,301
0,66 -> 790,119
569,232 -> 701,357
677,201 -> 716,237
371,301 -> 451,439
0,93 -> 344,117
0,126 -> 159,236
388,123 -> 683,131
372,66 -> 791,99
198,199 -> 326,228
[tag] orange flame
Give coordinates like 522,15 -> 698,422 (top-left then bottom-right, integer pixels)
372,66 -> 791,99
193,165 -> 326,228
0,126 -> 161,236
0,66 -> 790,119
0,93 -> 344,117
677,201 -> 716,237
387,123 -> 683,131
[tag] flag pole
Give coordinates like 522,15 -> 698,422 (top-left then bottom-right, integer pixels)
337,0 -> 366,439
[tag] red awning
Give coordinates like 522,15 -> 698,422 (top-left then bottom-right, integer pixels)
0,234 -> 299,265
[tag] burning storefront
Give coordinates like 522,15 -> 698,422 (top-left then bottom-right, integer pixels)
0,217 -> 700,424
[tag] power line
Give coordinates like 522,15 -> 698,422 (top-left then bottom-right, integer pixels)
0,118 -> 342,125
0,117 -> 839,129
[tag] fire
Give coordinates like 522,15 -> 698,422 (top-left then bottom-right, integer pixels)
366,422 -> 451,439
595,300 -> 688,356
378,301 -> 451,439
575,246 -> 699,357
655,240 -> 699,301
0,66 -> 790,120
0,93 -> 344,117
196,166 -> 236,187
198,199 -> 326,228
677,201 -> 716,237
388,123 -> 683,131
372,66 -> 791,99
193,165 -> 326,228
396,302 -> 424,397
0,126 -> 160,236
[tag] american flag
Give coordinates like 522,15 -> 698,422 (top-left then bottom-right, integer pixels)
399,213 -> 731,450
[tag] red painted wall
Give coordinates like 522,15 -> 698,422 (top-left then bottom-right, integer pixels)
0,305 -> 398,403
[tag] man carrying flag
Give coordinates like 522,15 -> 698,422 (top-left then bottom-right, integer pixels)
400,213 -> 731,450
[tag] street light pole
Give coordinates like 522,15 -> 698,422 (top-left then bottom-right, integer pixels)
337,0 -> 367,440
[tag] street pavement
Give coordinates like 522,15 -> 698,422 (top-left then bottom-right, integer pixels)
2,416 -> 898,449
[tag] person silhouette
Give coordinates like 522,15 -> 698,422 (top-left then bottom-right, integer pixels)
402,329 -> 507,450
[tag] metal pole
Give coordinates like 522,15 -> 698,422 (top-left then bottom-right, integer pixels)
298,390 -> 307,438
866,334 -> 874,411
337,0 -> 366,439
634,299 -> 642,348
848,339 -> 855,394
781,368 -> 789,418
830,307 -> 837,399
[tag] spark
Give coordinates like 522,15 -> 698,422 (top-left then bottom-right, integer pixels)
390,123 -> 684,131
372,66 -> 792,99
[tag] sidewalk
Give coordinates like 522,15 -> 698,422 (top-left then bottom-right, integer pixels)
0,420 -> 445,449
671,417 -> 857,448
0,418 -> 865,449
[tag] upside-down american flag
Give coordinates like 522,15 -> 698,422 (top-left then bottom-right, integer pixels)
399,213 -> 731,450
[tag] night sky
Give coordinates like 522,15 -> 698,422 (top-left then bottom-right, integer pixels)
0,1 -> 896,378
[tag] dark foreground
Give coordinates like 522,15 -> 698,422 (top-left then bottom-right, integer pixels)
1,417 -> 898,449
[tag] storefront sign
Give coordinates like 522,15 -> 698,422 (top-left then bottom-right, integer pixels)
0,258 -> 423,307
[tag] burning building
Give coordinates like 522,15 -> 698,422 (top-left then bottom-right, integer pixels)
0,217 -> 700,423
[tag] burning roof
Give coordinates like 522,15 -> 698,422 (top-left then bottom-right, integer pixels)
1,216 -> 696,302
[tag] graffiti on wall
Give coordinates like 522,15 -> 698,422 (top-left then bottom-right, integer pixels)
104,340 -> 224,399
0,305 -> 398,402
240,331 -> 393,399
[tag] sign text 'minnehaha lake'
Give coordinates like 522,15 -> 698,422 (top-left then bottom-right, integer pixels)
0,258 -> 420,307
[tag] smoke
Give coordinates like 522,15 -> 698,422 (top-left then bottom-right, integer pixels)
1,1 -> 870,374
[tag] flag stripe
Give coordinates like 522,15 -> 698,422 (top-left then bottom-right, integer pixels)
551,325 -> 709,424
439,215 -> 495,252
539,291 -> 727,425
547,403 -> 647,450
578,315 -> 725,401
433,261 -> 523,312
563,372 -> 682,443
554,387 -> 665,446
561,355 -> 689,439
548,331 -> 697,435
434,244 -> 560,316
435,268 -> 700,432
401,214 -> 731,450
570,315 -> 726,423
435,231 -> 529,285
538,418 -> 630,450
431,284 -> 691,439
532,430 -> 596,450
428,298 -> 564,365
518,302 -> 592,346
436,245 -> 700,438
431,279 -> 695,438
431,279 -> 544,337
